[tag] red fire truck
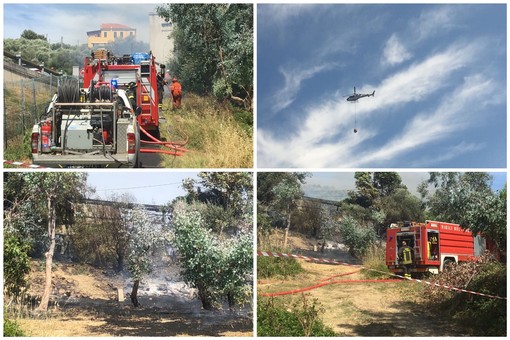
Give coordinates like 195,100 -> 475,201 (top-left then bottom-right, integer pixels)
31,49 -> 164,167
83,49 -> 161,135
386,221 -> 486,275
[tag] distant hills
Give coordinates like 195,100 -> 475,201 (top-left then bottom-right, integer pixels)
302,184 -> 348,202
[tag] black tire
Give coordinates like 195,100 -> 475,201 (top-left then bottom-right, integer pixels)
443,258 -> 455,271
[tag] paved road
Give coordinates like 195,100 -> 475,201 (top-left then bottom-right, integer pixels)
139,143 -> 162,168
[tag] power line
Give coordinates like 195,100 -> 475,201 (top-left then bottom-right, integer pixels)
93,182 -> 182,192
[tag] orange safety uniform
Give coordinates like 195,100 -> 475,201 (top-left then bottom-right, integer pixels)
170,78 -> 182,109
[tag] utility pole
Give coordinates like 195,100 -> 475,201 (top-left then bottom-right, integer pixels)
4,96 -> 7,150
20,79 -> 25,136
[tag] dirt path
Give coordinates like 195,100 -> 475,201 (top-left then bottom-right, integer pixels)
14,261 -> 252,337
259,260 -> 466,336
258,235 -> 467,336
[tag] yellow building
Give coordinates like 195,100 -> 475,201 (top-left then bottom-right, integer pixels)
87,23 -> 136,48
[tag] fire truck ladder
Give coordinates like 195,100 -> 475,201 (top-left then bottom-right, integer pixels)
414,229 -> 422,261
139,61 -> 154,120
139,80 -> 153,117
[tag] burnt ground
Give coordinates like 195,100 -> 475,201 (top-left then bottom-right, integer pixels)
13,260 -> 252,337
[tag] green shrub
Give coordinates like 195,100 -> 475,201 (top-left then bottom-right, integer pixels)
3,234 -> 31,298
453,261 -> 506,336
3,132 -> 32,166
257,295 -> 337,336
4,318 -> 25,337
424,254 -> 506,336
257,256 -> 303,279
339,216 -> 376,258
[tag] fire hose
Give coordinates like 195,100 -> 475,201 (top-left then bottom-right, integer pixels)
257,251 -> 507,300
259,268 -> 402,297
139,125 -> 189,156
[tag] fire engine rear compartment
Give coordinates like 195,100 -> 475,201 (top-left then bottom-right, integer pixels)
386,221 -> 483,276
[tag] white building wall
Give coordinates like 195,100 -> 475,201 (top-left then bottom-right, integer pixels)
149,12 -> 174,67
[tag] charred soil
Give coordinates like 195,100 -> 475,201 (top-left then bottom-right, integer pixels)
13,261 -> 253,337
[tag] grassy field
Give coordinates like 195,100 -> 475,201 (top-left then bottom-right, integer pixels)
257,231 -> 468,336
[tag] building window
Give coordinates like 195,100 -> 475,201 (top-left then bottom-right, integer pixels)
114,32 -> 117,38
103,32 -> 107,38
120,32 -> 123,38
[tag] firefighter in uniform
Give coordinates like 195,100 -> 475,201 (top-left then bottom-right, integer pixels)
428,235 -> 438,260
170,77 -> 182,109
398,240 -> 413,279
126,81 -> 138,113
156,65 -> 167,110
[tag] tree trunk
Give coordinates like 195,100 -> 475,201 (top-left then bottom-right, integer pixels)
227,292 -> 235,310
198,283 -> 214,310
131,279 -> 140,307
38,196 -> 57,312
116,250 -> 124,273
283,211 -> 291,249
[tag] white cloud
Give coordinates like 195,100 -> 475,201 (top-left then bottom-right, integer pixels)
382,34 -> 412,66
272,62 -> 339,113
412,6 -> 460,42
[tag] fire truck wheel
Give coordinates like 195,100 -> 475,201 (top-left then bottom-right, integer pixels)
443,258 -> 455,270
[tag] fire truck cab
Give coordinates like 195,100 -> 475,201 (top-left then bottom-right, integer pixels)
386,221 -> 486,275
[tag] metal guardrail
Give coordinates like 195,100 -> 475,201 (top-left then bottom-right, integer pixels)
4,60 -> 58,85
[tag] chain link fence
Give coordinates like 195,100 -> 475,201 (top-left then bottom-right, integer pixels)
4,61 -> 62,149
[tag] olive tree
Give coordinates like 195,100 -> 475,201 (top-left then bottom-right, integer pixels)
171,201 -> 252,310
338,216 -> 377,258
3,172 -> 88,312
124,205 -> 163,307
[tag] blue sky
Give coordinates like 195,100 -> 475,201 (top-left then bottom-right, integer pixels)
257,4 -> 506,168
86,171 -> 198,205
3,3 -> 159,45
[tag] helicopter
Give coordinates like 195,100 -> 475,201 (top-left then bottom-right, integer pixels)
345,87 -> 375,102
344,86 -> 375,134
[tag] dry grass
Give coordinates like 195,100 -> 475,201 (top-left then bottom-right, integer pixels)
257,232 -> 466,336
16,318 -> 110,337
159,94 -> 253,168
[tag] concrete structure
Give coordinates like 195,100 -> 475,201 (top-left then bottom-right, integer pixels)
87,23 -> 136,48
149,12 -> 174,66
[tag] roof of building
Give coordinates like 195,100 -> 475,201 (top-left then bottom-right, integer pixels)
100,23 -> 136,31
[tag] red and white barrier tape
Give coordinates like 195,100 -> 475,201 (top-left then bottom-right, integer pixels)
4,160 -> 46,169
257,251 -> 507,300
